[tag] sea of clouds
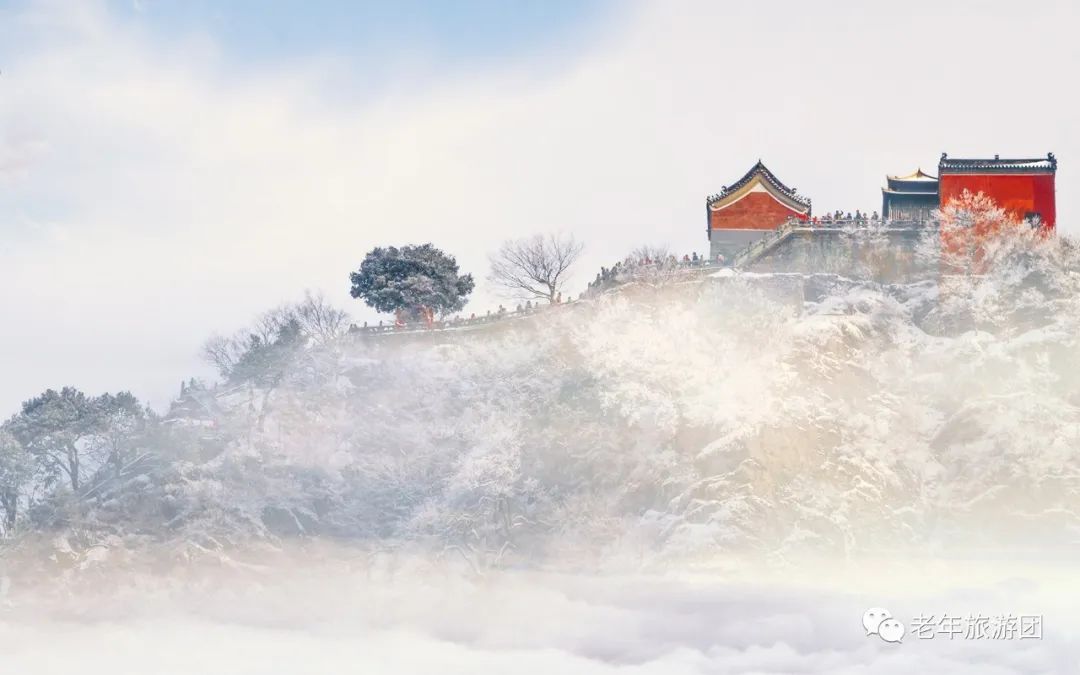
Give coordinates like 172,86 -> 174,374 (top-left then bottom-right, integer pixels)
3,555 -> 1078,674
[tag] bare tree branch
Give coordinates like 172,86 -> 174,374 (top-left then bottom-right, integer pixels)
201,334 -> 246,378
294,290 -> 351,345
488,233 -> 584,302
201,293 -> 352,379
629,244 -> 672,263
625,243 -> 682,284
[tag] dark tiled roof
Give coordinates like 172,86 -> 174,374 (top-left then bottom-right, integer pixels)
706,160 -> 811,210
885,175 -> 938,194
888,168 -> 938,181
938,153 -> 1057,174
881,187 -> 939,196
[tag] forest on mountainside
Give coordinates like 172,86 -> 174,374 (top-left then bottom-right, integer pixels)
4,219 -> 1080,578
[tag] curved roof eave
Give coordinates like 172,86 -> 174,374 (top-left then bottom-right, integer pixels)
706,160 -> 811,211
710,176 -> 811,214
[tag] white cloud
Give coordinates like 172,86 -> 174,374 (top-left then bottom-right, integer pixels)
1,0 -> 1078,413
2,561 -> 1077,674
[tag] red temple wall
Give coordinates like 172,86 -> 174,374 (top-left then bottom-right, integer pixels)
939,174 -> 1056,228
709,192 -> 807,231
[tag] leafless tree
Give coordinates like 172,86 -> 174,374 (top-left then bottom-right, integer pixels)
201,305 -> 295,378
251,304 -> 297,343
294,290 -> 351,345
202,293 -> 351,378
201,334 -> 247,378
623,243 -> 684,285
629,244 -> 672,264
488,233 -> 584,302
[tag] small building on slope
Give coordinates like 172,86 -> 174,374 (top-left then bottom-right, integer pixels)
706,160 -> 811,260
881,168 -> 938,222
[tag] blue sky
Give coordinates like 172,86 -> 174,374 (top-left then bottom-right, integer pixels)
105,0 -> 612,73
2,0 -> 1079,414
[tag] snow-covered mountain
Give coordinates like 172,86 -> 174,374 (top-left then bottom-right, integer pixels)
6,226 -> 1080,577
58,227 -> 1060,573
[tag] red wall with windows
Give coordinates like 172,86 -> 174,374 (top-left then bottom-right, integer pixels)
709,193 -> 809,232
939,174 -> 1056,228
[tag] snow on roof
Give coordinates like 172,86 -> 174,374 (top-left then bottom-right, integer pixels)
938,153 -> 1057,174
887,168 -> 937,182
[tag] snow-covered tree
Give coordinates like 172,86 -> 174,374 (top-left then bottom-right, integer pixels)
936,189 -> 1051,273
0,428 -> 33,534
6,388 -> 145,494
350,244 -> 474,319
84,392 -> 151,480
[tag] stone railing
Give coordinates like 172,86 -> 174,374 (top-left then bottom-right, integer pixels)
728,219 -> 800,269
729,217 -> 933,267
350,217 -> 934,337
351,298 -> 584,336
801,217 -> 930,230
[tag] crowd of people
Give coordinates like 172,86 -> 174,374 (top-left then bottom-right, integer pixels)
812,210 -> 881,225
585,250 -> 729,296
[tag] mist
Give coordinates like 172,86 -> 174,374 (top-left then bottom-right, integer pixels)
3,223 -> 1080,672
5,2 -> 1080,667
